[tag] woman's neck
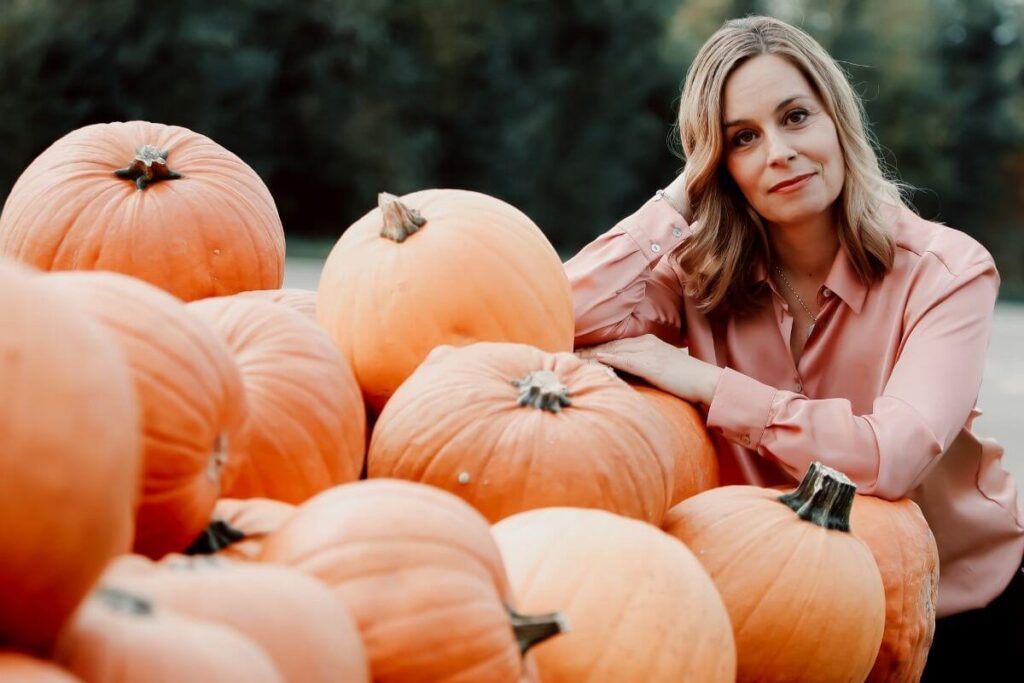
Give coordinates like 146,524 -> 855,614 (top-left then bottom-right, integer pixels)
768,211 -> 840,279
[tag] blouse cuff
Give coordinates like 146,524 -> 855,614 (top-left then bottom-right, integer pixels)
706,367 -> 778,450
619,193 -> 692,266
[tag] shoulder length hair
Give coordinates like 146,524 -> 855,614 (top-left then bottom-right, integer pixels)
672,15 -> 904,318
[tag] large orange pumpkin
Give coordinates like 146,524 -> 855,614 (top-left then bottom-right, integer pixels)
187,295 -> 365,502
663,462 -> 886,683
0,261 -> 141,655
0,652 -> 80,682
493,507 -> 736,682
237,288 -> 317,321
44,271 -> 247,559
260,479 -> 566,682
852,496 -> 939,682
0,121 -> 284,301
105,554 -> 370,683
630,381 -> 719,504
317,189 -> 574,414
53,587 -> 283,683
368,342 -> 675,524
766,478 -> 940,682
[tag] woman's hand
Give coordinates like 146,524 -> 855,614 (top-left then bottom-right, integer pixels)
576,334 -> 722,405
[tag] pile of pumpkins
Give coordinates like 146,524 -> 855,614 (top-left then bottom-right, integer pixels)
0,121 -> 940,682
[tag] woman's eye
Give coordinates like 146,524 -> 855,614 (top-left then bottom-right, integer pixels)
733,130 -> 755,146
786,109 -> 809,125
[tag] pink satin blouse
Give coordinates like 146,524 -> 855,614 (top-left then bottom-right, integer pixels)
565,193 -> 1024,617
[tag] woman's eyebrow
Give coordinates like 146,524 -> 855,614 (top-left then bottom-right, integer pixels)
722,95 -> 808,129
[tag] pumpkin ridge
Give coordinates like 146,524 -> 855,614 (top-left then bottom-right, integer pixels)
50,180 -> 124,266
268,499 -> 505,591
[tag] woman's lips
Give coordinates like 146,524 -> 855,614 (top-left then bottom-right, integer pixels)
770,173 -> 816,193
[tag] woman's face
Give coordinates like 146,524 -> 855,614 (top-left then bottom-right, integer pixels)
720,53 -> 845,228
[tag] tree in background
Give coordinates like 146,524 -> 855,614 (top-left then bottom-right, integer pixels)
0,0 -> 1020,287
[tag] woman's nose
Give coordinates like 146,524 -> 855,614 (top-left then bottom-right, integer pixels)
765,130 -> 798,166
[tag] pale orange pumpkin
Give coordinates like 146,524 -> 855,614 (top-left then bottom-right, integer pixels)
0,652 -> 81,682
197,498 -> 296,561
187,295 -> 366,501
368,342 -> 675,524
0,121 -> 285,301
317,190 -> 574,414
663,462 -> 886,683
237,288 -> 317,321
0,261 -> 141,655
105,554 -> 370,683
630,381 -> 719,504
493,507 -> 736,682
260,479 -> 566,682
852,496 -> 939,682
765,479 -> 940,682
53,587 -> 283,683
44,271 -> 247,559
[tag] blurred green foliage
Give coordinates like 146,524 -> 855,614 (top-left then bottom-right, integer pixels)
0,0 -> 1022,289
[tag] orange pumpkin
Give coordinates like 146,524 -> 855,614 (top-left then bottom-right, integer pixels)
317,190 -> 574,414
493,507 -> 736,682
44,271 -> 247,559
260,479 -> 566,682
664,462 -> 886,683
237,288 -> 317,321
187,296 -> 366,501
0,261 -> 141,655
368,342 -> 675,524
0,651 -> 82,682
105,554 -> 370,683
0,121 -> 284,301
852,496 -> 939,682
630,381 -> 719,504
53,587 -> 283,683
197,498 -> 296,561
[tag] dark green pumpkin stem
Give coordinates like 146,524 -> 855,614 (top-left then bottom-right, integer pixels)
378,192 -> 426,242
777,461 -> 855,532
511,370 -> 572,413
97,586 -> 153,616
508,606 -> 569,654
114,144 -> 182,190
184,519 -> 247,555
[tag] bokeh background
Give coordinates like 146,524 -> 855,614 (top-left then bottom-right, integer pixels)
1,0 -> 1022,285
2,0 -> 1023,474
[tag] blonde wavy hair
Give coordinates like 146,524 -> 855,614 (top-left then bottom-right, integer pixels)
672,15 -> 905,317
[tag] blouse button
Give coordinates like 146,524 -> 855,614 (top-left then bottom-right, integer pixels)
822,287 -> 832,298
672,227 -> 683,238
741,434 -> 751,446
651,243 -> 661,253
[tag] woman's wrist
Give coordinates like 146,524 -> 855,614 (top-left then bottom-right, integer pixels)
659,171 -> 691,222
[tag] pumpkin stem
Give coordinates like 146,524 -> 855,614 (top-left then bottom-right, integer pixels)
777,461 -> 855,532
206,432 -> 229,485
114,145 -> 183,190
184,519 -> 247,555
96,586 -> 154,616
511,370 -> 572,413
378,192 -> 427,242
508,606 -> 569,654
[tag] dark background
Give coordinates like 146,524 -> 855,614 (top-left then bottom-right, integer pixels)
2,0 -> 1021,295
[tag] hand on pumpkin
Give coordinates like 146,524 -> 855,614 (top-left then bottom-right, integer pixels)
575,334 -> 722,405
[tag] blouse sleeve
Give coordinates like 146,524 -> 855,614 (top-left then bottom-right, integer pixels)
705,257 -> 1000,500
564,193 -> 692,348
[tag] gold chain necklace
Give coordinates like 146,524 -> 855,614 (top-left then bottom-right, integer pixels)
775,265 -> 818,338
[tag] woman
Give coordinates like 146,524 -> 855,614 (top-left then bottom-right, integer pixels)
567,15 -> 1023,676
